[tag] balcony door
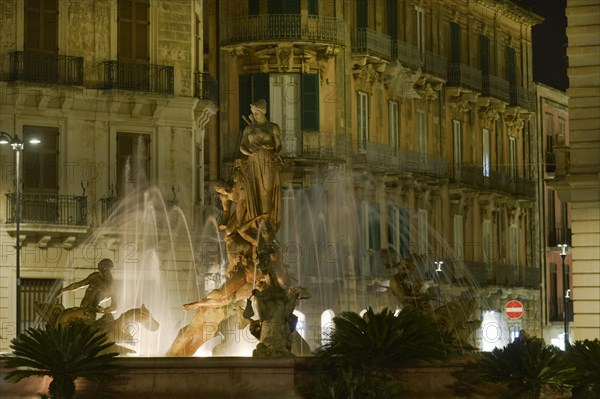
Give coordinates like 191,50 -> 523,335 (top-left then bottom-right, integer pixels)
267,0 -> 300,38
118,0 -> 150,88
22,126 -> 59,223
24,0 -> 58,81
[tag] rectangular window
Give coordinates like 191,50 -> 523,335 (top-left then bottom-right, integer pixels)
387,0 -> 398,40
117,132 -> 151,196
453,214 -> 464,261
450,22 -> 460,63
483,219 -> 492,263
24,0 -> 58,53
23,126 -> 59,194
388,205 -> 400,258
452,119 -> 462,179
308,0 -> 318,16
268,0 -> 300,14
358,91 -> 369,152
118,0 -> 150,62
20,278 -> 62,332
387,205 -> 409,259
270,74 -> 301,153
480,35 -> 489,75
415,6 -> 424,53
549,262 -> 559,321
506,47 -> 516,87
418,208 -> 428,255
482,128 -> 491,177
417,109 -> 427,154
388,101 -> 399,149
356,0 -> 368,29
548,190 -> 556,245
509,224 -> 519,265
509,136 -> 517,178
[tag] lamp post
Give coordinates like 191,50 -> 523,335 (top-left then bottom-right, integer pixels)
558,243 -> 569,347
0,131 -> 39,335
434,260 -> 443,308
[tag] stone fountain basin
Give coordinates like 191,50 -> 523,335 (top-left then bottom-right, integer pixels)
1,356 -> 467,399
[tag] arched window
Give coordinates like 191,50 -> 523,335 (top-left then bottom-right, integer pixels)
321,309 -> 335,342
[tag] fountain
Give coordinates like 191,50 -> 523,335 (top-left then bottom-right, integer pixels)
28,100 -> 493,361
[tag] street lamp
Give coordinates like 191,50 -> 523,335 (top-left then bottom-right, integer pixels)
0,131 -> 40,335
434,260 -> 443,308
558,243 -> 569,347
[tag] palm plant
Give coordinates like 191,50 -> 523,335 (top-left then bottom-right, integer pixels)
3,322 -> 120,399
307,307 -> 446,398
472,331 -> 575,399
564,339 -> 600,398
315,306 -> 446,368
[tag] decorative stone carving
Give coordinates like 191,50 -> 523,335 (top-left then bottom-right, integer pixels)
384,61 -> 421,99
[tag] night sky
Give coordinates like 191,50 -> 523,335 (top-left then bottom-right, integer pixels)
519,0 -> 569,91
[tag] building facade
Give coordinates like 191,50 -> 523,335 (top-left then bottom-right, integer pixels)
213,0 -> 543,350
552,0 -> 600,341
536,83 -> 573,347
1,0 -> 547,354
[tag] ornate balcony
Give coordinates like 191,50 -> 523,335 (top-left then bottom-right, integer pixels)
393,40 -> 422,70
423,51 -> 447,80
510,85 -> 535,111
9,51 -> 83,85
464,261 -> 540,288
351,28 -> 393,61
352,142 -> 447,180
482,74 -> 510,103
448,63 -> 482,92
194,72 -> 219,106
102,61 -> 174,94
448,164 -> 535,199
5,193 -> 87,226
220,14 -> 345,47
280,131 -> 346,161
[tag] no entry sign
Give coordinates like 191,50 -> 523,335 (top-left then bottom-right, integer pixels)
505,300 -> 524,319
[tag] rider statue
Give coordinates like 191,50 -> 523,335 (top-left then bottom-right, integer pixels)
57,258 -> 117,323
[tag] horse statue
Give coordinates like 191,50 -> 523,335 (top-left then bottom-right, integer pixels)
34,303 -> 159,354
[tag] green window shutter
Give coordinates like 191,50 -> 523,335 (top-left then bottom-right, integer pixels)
308,0 -> 318,15
248,0 -> 259,15
301,73 -> 319,131
480,35 -> 489,75
450,22 -> 460,63
356,0 -> 368,29
239,74 -> 252,130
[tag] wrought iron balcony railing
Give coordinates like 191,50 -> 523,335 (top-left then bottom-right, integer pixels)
100,196 -> 119,224
482,74 -> 510,102
448,63 -> 482,92
464,261 -> 539,288
352,142 -> 447,179
9,51 -> 83,85
448,164 -> 535,198
423,50 -> 447,80
223,131 -> 346,164
102,61 -> 174,94
510,85 -> 535,111
5,193 -> 87,226
220,14 -> 345,46
351,28 -> 393,61
393,40 -> 423,70
194,72 -> 219,105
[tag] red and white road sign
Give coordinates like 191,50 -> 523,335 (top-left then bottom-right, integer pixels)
505,300 -> 524,319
